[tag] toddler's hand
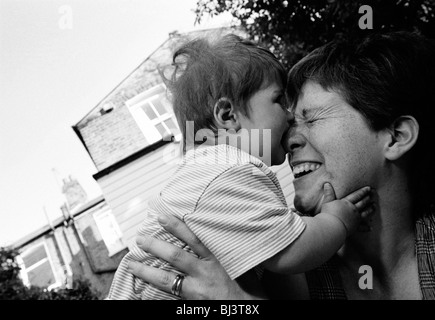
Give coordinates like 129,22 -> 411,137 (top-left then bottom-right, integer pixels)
321,183 -> 374,236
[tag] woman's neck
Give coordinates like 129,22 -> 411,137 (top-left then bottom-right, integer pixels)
339,179 -> 415,271
336,176 -> 420,298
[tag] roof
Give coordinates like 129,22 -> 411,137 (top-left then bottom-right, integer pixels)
73,27 -> 240,130
12,195 -> 105,250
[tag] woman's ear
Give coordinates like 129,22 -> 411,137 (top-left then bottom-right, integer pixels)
384,116 -> 419,161
213,98 -> 241,130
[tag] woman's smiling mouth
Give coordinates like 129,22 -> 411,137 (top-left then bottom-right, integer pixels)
291,162 -> 321,179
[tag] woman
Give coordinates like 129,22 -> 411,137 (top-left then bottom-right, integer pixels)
128,31 -> 435,299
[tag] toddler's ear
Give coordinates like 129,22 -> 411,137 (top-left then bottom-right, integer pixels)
213,98 -> 241,130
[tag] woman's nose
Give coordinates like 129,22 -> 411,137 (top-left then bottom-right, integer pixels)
285,128 -> 306,153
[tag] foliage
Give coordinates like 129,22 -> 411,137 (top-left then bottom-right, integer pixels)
195,0 -> 435,68
38,278 -> 100,300
0,246 -> 99,300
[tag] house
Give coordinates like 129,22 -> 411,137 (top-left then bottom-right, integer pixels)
73,27 -> 296,251
13,190 -> 128,299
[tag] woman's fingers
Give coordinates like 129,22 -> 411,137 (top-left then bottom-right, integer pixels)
136,234 -> 198,274
128,215 -> 245,299
127,261 -> 181,295
158,214 -> 215,260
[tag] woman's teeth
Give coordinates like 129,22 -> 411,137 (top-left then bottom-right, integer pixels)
292,163 -> 320,178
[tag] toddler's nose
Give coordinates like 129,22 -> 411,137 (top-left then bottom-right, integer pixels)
285,109 -> 295,124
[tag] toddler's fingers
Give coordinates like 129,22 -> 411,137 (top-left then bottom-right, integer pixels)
353,195 -> 372,211
361,204 -> 376,220
343,186 -> 371,204
321,183 -> 336,204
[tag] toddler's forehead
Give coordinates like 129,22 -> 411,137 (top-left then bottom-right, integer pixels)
260,79 -> 284,92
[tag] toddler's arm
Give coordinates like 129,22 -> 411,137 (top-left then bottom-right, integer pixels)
262,184 -> 373,274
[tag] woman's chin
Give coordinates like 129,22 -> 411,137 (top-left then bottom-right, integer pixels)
293,193 -> 322,216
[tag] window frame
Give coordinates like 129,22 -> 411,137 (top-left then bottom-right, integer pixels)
126,84 -> 181,143
93,208 -> 126,257
18,241 -> 62,291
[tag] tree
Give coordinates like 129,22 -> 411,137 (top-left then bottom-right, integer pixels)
195,0 -> 435,68
0,246 -> 31,299
0,246 -> 99,300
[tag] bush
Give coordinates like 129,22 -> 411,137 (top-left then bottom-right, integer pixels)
0,247 -> 99,300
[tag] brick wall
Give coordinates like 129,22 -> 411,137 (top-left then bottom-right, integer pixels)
80,107 -> 148,171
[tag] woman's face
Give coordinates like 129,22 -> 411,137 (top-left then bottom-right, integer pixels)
285,81 -> 386,215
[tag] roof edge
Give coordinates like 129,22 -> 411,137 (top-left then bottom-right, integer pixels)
93,137 -> 174,180
12,195 -> 105,250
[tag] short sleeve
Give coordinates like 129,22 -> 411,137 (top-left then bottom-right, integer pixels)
184,163 -> 306,280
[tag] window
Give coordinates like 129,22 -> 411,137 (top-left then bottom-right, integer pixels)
18,242 -> 61,290
126,84 -> 181,144
93,209 -> 125,257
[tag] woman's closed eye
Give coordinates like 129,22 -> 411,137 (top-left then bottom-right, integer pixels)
306,117 -> 319,124
294,113 -> 312,122
293,114 -> 322,127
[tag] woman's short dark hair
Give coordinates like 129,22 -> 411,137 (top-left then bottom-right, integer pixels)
162,32 -> 287,150
287,31 -> 435,217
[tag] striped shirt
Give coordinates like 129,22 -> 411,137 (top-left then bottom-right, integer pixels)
107,144 -> 305,300
306,212 -> 435,300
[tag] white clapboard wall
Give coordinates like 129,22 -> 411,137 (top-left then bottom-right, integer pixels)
97,142 -> 295,249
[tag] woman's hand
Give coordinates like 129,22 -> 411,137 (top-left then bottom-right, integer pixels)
127,214 -> 252,300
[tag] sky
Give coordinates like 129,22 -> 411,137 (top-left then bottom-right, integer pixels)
0,0 -> 233,247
